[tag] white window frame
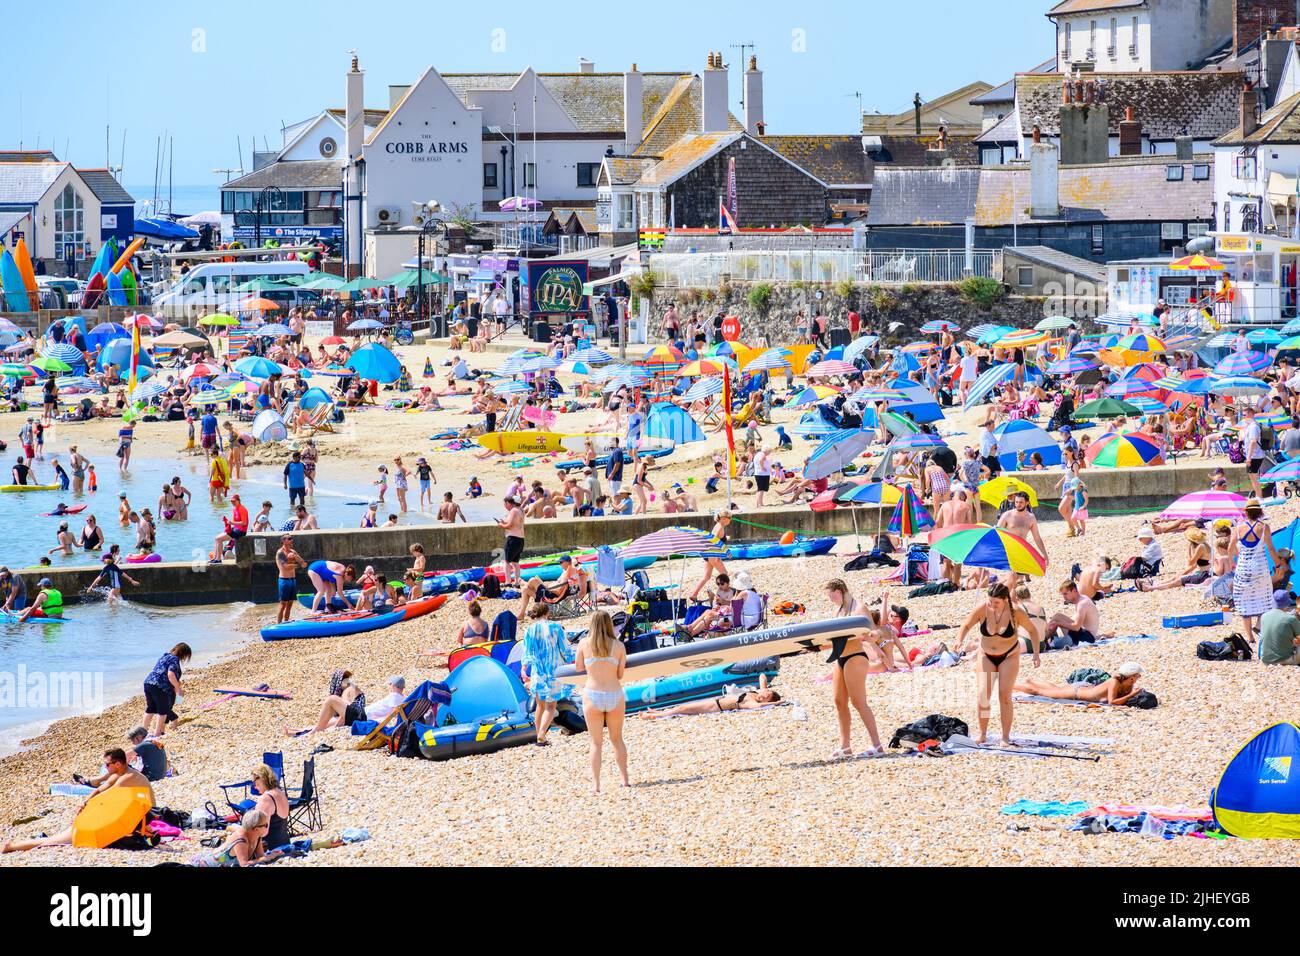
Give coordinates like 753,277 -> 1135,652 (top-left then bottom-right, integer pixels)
54,183 -> 85,261
1161,222 -> 1185,240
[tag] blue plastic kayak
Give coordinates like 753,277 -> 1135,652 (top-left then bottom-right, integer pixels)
726,537 -> 837,560
261,608 -> 406,641
553,446 -> 674,473
422,567 -> 486,595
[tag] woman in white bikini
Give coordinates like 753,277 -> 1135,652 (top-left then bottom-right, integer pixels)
572,611 -> 630,793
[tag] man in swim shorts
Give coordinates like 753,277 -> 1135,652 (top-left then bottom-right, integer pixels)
274,535 -> 306,623
497,496 -> 526,588
1044,580 -> 1102,647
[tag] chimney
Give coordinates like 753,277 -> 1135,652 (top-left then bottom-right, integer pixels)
1030,132 -> 1060,219
1241,85 -> 1260,138
1059,77 -> 1109,165
1234,0 -> 1296,56
579,58 -> 595,73
1175,135 -> 1194,160
624,64 -> 643,147
345,55 -> 365,162
744,55 -> 764,135
1118,107 -> 1142,156
701,51 -> 729,133
913,93 -> 923,135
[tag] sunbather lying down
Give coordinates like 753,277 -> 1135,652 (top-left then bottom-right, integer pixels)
640,675 -> 781,719
1014,662 -> 1143,706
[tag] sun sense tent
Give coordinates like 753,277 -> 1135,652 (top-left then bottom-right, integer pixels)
886,378 -> 944,424
1211,722 -> 1300,839
645,402 -> 702,444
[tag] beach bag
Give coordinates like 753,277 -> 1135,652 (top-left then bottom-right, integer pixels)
889,714 -> 969,749
1066,667 -> 1110,686
1125,689 -> 1159,709
1226,439 -> 1245,464
1197,637 -> 1250,661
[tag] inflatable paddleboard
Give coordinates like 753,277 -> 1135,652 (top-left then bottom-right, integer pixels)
1,484 -> 60,493
0,611 -> 68,624
555,615 -> 872,684
726,537 -> 837,560
261,608 -> 406,641
621,658 -> 780,712
475,431 -> 568,455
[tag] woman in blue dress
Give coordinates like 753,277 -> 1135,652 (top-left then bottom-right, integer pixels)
520,603 -> 574,746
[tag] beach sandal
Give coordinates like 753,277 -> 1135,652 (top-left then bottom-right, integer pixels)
827,747 -> 853,760
534,739 -> 551,748
859,746 -> 886,759
311,743 -> 334,755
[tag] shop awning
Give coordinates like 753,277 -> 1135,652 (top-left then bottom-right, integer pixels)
582,269 -> 639,297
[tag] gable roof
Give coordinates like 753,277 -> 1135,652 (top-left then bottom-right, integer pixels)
634,76 -> 744,155
867,133 -> 980,167
0,162 -> 71,205
974,111 -> 1022,146
1047,0 -> 1144,16
1214,89 -> 1300,145
1015,71 -> 1244,139
636,131 -> 742,187
760,136 -> 872,186
220,160 -> 343,191
77,169 -> 134,205
1006,244 -> 1107,283
866,167 -> 981,226
861,81 -> 994,133
602,155 -> 657,186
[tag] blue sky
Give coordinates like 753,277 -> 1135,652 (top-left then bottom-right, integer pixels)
4,0 -> 1049,187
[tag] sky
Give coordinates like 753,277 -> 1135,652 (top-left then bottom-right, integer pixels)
3,0 -> 1050,190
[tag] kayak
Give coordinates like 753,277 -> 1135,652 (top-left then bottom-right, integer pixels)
0,612 -> 69,624
260,608 -> 406,642
421,567 -> 486,595
553,446 -> 674,473
400,593 -> 448,621
479,553 -> 657,583
726,537 -> 837,560
42,505 -> 87,516
0,484 -> 60,493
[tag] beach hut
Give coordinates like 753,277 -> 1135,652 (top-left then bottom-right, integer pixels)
990,420 -> 1061,472
1211,723 -> 1300,839
645,402 -> 703,445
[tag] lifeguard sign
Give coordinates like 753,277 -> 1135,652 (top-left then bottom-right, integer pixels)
721,315 -> 742,341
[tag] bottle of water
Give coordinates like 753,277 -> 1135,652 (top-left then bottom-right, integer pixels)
1138,813 -> 1166,839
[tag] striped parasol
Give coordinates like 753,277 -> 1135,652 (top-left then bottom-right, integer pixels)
1036,315 -> 1076,331
495,352 -> 544,376
521,354 -> 562,373
1158,490 -> 1247,522
131,380 -> 169,402
1127,395 -> 1172,415
976,325 -> 1016,345
567,347 -> 613,365
805,359 -> 858,378
1116,332 -> 1167,354
834,481 -> 904,506
790,413 -> 841,438
489,380 -> 533,396
1215,351 -> 1273,376
929,524 -> 1048,575
1209,375 -> 1270,397
1262,459 -> 1300,484
1104,378 -> 1159,398
919,320 -> 960,334
744,348 -> 793,373
1046,355 -> 1097,375
640,344 -> 685,373
900,341 -> 940,353
44,342 -> 84,365
805,428 -> 874,479
993,329 -> 1050,348
1247,328 -> 1283,346
852,386 -> 905,403
892,432 -> 947,449
681,377 -> 725,402
1169,254 -> 1225,271
888,483 -> 934,536
676,358 -> 735,377
1276,336 -> 1300,352
790,384 -> 842,406
620,526 -> 728,560
1257,411 -> 1292,429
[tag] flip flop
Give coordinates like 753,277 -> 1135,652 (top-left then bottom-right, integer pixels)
311,743 -> 334,755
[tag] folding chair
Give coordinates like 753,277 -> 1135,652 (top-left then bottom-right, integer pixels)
352,680 -> 452,752
286,757 -> 322,836
305,403 -> 337,435
544,581 -> 594,620
219,751 -> 287,815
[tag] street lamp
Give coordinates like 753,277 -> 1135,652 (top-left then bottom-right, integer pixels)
414,199 -> 448,335
236,185 -> 284,251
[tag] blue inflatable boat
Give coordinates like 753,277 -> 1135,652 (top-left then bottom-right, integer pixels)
726,536 -> 837,560
553,446 -> 674,474
415,656 -> 535,760
261,608 -> 406,641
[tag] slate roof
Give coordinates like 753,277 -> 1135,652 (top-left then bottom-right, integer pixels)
1214,89 -> 1300,145
604,156 -> 657,185
0,162 -> 69,204
77,169 -> 134,205
865,167 -> 981,226
220,160 -> 343,190
760,136 -> 872,185
974,111 -> 1021,145
441,72 -> 692,134
1006,244 -> 1107,282
0,151 -> 58,164
1047,0 -> 1144,15
971,58 -> 1057,106
634,76 -> 744,156
1015,71 -> 1245,139
867,133 -> 980,167
637,132 -> 740,187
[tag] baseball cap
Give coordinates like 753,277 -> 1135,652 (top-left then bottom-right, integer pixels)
1274,589 -> 1296,610
38,578 -> 52,588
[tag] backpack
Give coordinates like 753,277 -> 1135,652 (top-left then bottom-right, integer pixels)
889,714 -> 970,749
1261,425 -> 1276,451
1125,689 -> 1159,709
478,574 -> 502,599
1226,439 -> 1246,464
1196,633 -> 1252,661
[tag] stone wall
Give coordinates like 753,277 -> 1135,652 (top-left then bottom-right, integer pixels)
648,281 -> 1048,344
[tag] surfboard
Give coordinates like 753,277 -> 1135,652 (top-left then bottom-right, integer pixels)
475,431 -> 569,455
120,267 -> 138,307
80,273 -> 106,309
42,505 -> 87,516
555,615 -> 873,685
0,250 -> 28,312
13,238 -> 39,309
105,271 -> 128,307
558,433 -> 621,455
110,237 -> 145,274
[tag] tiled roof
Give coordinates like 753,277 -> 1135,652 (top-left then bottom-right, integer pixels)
868,133 -> 980,167
1214,89 -> 1300,145
1047,0 -> 1144,15
860,81 -> 994,133
865,167 -> 981,226
604,156 -> 656,185
974,155 -> 1214,226
0,162 -> 68,204
634,76 -> 744,156
0,151 -> 58,163
220,160 -> 343,190
77,169 -> 134,205
637,132 -> 740,186
1015,71 -> 1244,139
0,211 -> 30,235
760,136 -> 872,185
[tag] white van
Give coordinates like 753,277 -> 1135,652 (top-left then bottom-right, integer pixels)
151,261 -> 312,318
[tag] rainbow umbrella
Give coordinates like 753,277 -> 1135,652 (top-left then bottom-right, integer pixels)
928,524 -> 1048,576
888,483 -> 934,536
1258,411 -> 1292,429
919,320 -> 960,334
790,384 -> 842,406
853,387 -> 905,403
1262,459 -> 1300,484
1276,336 -> 1300,352
1215,351 -> 1272,376
993,329 -> 1050,348
1116,333 -> 1167,354
1086,431 -> 1165,468
1159,490 -> 1247,522
676,358 -> 735,377
706,340 -> 746,358
620,526 -> 727,560
901,341 -> 940,352
834,481 -> 903,506
640,344 -> 685,373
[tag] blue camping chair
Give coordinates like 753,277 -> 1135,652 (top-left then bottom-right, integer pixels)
219,751 -> 286,814
351,680 -> 452,752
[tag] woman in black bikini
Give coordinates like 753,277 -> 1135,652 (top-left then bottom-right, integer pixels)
824,579 -> 885,759
640,673 -> 780,718
958,582 -> 1037,746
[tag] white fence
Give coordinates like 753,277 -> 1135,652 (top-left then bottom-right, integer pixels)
649,249 -> 998,288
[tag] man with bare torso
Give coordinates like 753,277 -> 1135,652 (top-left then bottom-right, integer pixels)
935,487 -> 975,585
997,492 -> 1048,586
1045,580 -> 1106,646
497,496 -> 526,588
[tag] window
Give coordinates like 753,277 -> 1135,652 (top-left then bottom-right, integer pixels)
1166,165 -> 1184,181
1017,266 -> 1035,287
1064,22 -> 1072,59
523,162 -> 536,188
221,191 -> 235,213
1088,19 -> 1096,57
1130,15 -> 1138,56
577,163 -> 600,188
1091,225 -> 1104,254
1235,151 -> 1258,180
1192,164 -> 1210,181
617,193 -> 634,230
981,146 -> 1002,165
1109,17 -> 1117,56
1161,222 -> 1184,240
1187,222 -> 1209,239
1116,268 -> 1130,283
483,163 -> 498,189
53,183 -> 84,260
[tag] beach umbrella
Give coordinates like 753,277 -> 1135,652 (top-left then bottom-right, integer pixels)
1282,319 -> 1300,337
0,363 -> 33,377
963,362 -> 1017,409
490,380 -> 533,396
805,429 -> 874,480
681,377 -> 725,403
1215,351 -> 1272,376
320,335 -> 346,347
842,337 -> 877,365
44,342 -> 84,365
1209,375 -> 1270,397
834,481 -> 904,506
150,330 -> 208,349
888,483 -> 934,536
852,387 -> 905,403
346,318 -> 385,332
978,476 -> 1039,508
1205,333 -> 1236,348
919,320 -> 959,334
604,370 -> 652,390
790,384 -> 842,407
1127,396 -> 1172,415
1073,397 -> 1140,419
790,412 -> 841,438
300,274 -> 347,290
620,526 -> 727,560
976,325 -> 1016,345
1035,315 -> 1075,331
1162,332 -> 1199,350
130,380 -> 169,403
900,341 -> 939,353
676,358 -> 734,377
29,356 -> 72,373
1086,431 -> 1165,468
567,347 -> 612,365
993,329 -> 1050,348
640,344 -> 685,368
180,362 -> 219,381
1247,328 -> 1283,347
495,353 -> 544,376
929,524 -> 1048,576
705,340 -> 746,359
645,402 -> 703,445
1159,490 -> 1247,522
1104,378 -> 1158,398
520,355 -> 561,373
1046,355 -> 1097,375
339,276 -> 384,293
1277,336 -> 1300,352
1171,375 -> 1218,396
255,323 -> 293,337
892,432 -> 947,449
1116,332 -> 1167,354
234,356 -> 285,379
1258,411 -> 1293,429
805,359 -> 858,378
741,348 -> 793,373
347,343 -> 401,383
198,313 -> 238,327
1262,459 -> 1300,484
238,296 -> 282,312
311,365 -> 355,377
211,371 -> 252,386
990,420 -> 1061,471
298,387 -> 334,410
1169,254 -> 1225,271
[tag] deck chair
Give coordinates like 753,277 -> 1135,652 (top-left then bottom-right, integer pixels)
286,757 -> 322,836
695,395 -> 724,427
497,402 -> 524,433
351,680 -> 452,752
547,581 -> 595,620
219,751 -> 287,815
305,403 -> 337,435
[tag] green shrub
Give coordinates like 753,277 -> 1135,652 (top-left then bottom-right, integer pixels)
869,285 -> 897,313
956,276 -> 1004,309
834,280 -> 855,299
747,282 -> 774,313
900,282 -> 920,296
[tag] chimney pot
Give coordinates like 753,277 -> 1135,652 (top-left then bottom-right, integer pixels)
749,55 -> 757,70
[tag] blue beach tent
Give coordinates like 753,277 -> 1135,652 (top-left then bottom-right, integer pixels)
1212,722 -> 1300,838
646,402 -> 703,444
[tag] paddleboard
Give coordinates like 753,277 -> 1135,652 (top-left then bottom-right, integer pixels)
42,505 -> 87,516
559,433 -> 622,455
105,271 -> 128,307
1,484 -> 60,493
475,431 -> 569,455
81,273 -> 106,309
120,267 -> 138,307
0,250 -> 28,312
0,612 -> 68,624
210,688 -> 293,701
110,237 -> 145,274
555,615 -> 872,684
14,238 -> 39,309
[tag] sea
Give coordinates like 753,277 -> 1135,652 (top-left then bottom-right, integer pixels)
125,184 -> 222,219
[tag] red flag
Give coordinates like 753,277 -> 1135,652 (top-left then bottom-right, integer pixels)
719,198 -> 740,234
723,366 -> 736,477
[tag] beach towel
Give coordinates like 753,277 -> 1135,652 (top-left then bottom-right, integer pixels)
1000,800 -> 1091,817
50,783 -> 95,797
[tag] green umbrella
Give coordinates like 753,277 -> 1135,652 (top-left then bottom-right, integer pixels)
1035,315 -> 1075,331
0,364 -> 31,377
31,356 -> 72,373
1072,397 -> 1140,420
386,268 -> 449,289
300,274 -> 347,290
198,313 -> 239,327
338,276 -> 384,293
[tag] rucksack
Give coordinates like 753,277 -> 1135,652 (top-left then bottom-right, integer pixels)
1125,689 -> 1159,709
889,714 -> 970,749
478,574 -> 502,599
1261,425 -> 1276,451
1196,633 -> 1252,661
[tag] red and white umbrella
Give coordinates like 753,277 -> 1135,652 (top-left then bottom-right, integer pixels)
1157,490 -> 1247,522
620,526 -> 728,560
181,362 -> 219,381
805,359 -> 858,379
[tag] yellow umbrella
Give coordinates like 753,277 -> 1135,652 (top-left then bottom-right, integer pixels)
978,476 -> 1039,508
676,358 -> 733,377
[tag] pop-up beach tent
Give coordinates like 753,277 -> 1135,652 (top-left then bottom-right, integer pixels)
646,402 -> 703,444
1211,722 -> 1300,838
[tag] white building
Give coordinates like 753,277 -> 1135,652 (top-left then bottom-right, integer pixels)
1047,0 -> 1233,73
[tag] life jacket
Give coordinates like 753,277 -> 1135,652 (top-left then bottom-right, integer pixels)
41,588 -> 63,615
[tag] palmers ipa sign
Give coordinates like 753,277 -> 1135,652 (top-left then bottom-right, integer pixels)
520,259 -> 588,319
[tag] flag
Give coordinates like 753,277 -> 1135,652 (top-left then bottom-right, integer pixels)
723,366 -> 736,478
719,198 -> 740,234
727,156 -> 738,225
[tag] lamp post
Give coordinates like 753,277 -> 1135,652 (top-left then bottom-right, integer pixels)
236,185 -> 284,252
414,199 -> 447,335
